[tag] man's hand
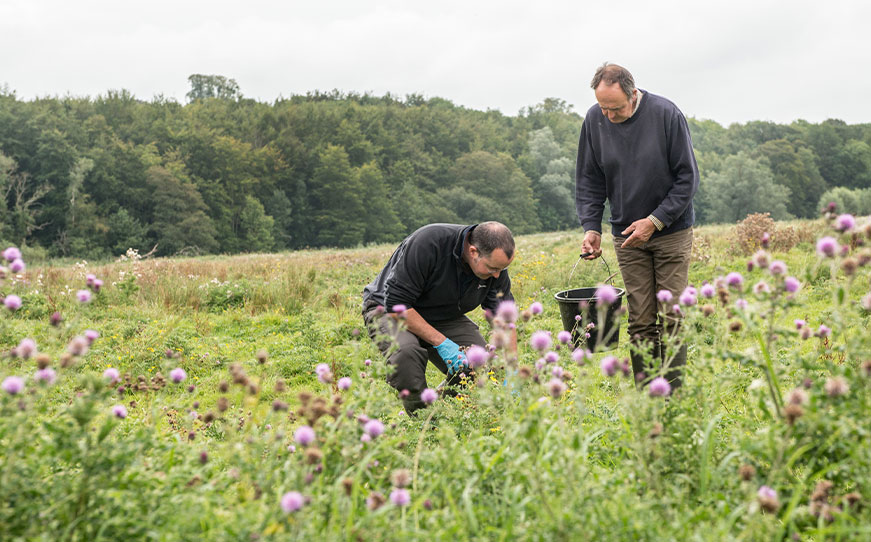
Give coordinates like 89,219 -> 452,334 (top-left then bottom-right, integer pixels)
620,218 -> 656,248
434,338 -> 469,376
582,231 -> 602,260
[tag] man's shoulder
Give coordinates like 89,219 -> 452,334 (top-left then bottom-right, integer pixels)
409,223 -> 465,242
640,91 -> 684,118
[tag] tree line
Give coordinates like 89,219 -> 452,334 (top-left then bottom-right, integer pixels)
1,75 -> 870,259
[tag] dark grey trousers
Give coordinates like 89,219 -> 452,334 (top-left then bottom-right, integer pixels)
613,227 -> 693,388
363,309 -> 486,413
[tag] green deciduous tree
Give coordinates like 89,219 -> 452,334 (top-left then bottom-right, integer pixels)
239,195 -> 275,253
309,145 -> 366,247
755,139 -> 827,218
146,165 -> 218,256
697,152 -> 792,224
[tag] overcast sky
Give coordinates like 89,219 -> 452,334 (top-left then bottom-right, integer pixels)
2,0 -> 869,126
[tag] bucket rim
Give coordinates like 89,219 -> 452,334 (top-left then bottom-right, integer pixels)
553,287 -> 626,302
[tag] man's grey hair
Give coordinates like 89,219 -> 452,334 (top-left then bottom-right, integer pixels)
470,222 -> 515,259
590,62 -> 636,100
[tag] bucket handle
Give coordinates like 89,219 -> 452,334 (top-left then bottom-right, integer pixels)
578,252 -> 618,286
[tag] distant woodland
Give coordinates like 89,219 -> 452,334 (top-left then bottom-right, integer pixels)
1,74 -> 870,259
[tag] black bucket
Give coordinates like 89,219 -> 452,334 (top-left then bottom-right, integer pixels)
554,287 -> 625,351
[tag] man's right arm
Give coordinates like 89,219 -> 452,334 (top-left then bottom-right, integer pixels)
576,120 -> 606,258
402,308 -> 445,346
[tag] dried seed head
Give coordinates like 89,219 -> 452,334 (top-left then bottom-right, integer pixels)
648,422 -> 663,439
811,480 -> 834,503
367,491 -> 386,510
35,353 -> 52,369
275,378 -> 286,392
304,447 -> 323,465
202,411 -> 216,423
341,478 -> 354,496
218,380 -> 229,393
391,469 -> 412,488
256,349 -> 268,364
217,397 -> 229,412
784,404 -> 803,425
272,400 -> 288,412
729,320 -> 742,332
739,464 -> 756,481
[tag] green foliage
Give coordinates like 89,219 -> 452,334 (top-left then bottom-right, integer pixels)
2,219 -> 871,539
697,152 -> 793,224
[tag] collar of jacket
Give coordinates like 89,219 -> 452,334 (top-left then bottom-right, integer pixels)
453,224 -> 477,270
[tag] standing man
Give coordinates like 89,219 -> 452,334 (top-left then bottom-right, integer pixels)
575,63 -> 699,388
362,222 -> 516,414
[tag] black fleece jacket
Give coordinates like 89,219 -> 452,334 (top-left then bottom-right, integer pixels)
575,90 -> 699,238
362,224 -> 513,322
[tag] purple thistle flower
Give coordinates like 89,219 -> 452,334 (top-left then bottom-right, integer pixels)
595,285 -> 618,305
3,247 -> 22,261
817,324 -> 831,338
4,294 -> 22,311
421,388 -> 438,405
648,377 -> 671,397
17,338 -> 37,358
2,376 -> 24,395
679,290 -> 697,306
390,488 -> 411,507
84,329 -> 99,344
76,289 -> 92,303
572,348 -> 591,365
92,279 -> 103,292
544,351 -> 559,364
700,283 -> 715,298
726,272 -> 743,288
103,367 -> 121,383
784,277 -> 801,293
112,404 -> 128,419
294,425 -> 316,446
735,299 -> 748,310
757,485 -> 777,500
280,491 -> 305,512
600,356 -> 619,377
574,314 -> 582,322
816,236 -> 838,257
391,304 -> 407,315
169,368 -> 187,383
315,363 -> 330,376
529,302 -> 543,315
794,319 -> 806,329
862,294 -> 871,311
557,330 -> 572,344
9,258 -> 25,273
769,260 -> 787,275
836,213 -> 856,232
551,365 -> 564,378
86,273 -> 96,287
656,289 -> 673,303
466,345 -> 488,368
364,419 -> 385,438
34,368 -> 56,384
672,304 -> 682,316
547,377 -> 567,398
50,311 -> 63,326
530,331 -> 552,352
337,377 -> 352,390
496,300 -> 518,323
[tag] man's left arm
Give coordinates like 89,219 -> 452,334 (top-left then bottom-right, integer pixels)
621,110 -> 699,248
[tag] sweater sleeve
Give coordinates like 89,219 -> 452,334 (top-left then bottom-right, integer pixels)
649,109 -> 699,229
382,235 -> 434,311
575,118 -> 607,233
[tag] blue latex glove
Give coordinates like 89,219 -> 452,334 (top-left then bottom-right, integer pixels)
435,338 -> 468,376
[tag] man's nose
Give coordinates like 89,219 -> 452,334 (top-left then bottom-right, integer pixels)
491,270 -> 500,279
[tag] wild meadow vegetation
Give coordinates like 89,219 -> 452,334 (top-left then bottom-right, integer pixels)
2,211 -> 871,540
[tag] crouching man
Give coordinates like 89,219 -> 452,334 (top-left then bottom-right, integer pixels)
362,222 -> 517,414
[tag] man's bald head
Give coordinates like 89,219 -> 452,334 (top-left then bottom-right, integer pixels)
470,221 -> 515,259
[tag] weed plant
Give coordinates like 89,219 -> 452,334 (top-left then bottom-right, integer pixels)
1,215 -> 870,541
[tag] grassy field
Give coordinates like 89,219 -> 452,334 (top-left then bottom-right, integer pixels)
2,216 -> 871,541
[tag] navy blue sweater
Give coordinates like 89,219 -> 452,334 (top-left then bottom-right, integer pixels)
575,90 -> 699,238
362,224 -> 513,323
